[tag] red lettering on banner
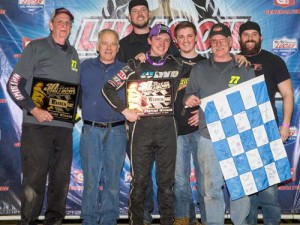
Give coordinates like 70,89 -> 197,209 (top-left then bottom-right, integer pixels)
0,99 -> 7,103
14,54 -> 22,58
75,18 -> 132,58
69,186 -> 84,191
74,17 -> 249,59
76,21 -> 97,52
14,142 -> 21,147
0,186 -> 9,191
20,0 -> 43,4
274,43 -> 296,48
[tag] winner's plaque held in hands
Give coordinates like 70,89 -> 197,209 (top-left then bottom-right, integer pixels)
126,79 -> 174,116
30,77 -> 79,123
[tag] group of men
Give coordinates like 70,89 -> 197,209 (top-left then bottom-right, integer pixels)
6,0 -> 293,225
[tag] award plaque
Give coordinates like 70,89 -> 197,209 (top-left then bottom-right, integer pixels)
29,77 -> 79,123
126,79 -> 174,116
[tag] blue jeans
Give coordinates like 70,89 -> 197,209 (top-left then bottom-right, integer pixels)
174,131 -> 206,223
246,185 -> 281,225
80,124 -> 127,225
197,135 -> 250,225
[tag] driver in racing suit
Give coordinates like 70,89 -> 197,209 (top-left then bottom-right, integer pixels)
102,24 -> 185,225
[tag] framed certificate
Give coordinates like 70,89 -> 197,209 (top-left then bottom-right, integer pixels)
126,79 -> 174,116
29,77 -> 79,123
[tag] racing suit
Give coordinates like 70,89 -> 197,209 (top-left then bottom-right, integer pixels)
102,55 -> 184,225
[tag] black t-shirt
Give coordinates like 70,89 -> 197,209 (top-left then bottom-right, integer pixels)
174,54 -> 206,135
245,49 -> 290,123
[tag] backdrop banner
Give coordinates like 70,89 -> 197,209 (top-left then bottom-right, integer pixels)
0,0 -> 299,217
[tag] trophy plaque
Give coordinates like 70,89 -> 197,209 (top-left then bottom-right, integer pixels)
30,77 -> 79,123
126,79 -> 174,116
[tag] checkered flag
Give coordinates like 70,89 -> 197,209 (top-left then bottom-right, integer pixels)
200,76 -> 292,200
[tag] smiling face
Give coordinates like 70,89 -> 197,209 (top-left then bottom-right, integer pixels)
148,33 -> 171,57
175,27 -> 196,56
239,29 -> 262,56
50,13 -> 72,45
210,34 -> 232,61
128,5 -> 149,29
97,30 -> 119,64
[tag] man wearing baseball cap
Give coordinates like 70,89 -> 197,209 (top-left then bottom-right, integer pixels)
117,1 -> 178,224
50,7 -> 74,22
239,21 -> 293,225
7,7 -> 79,225
117,0 -> 178,63
184,22 -> 255,225
103,23 -> 184,225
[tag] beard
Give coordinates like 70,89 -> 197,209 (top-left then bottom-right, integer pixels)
131,20 -> 149,29
240,39 -> 262,56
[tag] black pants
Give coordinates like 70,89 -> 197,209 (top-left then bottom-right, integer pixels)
19,124 -> 72,225
128,117 -> 177,225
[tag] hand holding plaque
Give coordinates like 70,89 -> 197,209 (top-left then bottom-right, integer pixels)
30,77 -> 79,123
126,79 -> 174,117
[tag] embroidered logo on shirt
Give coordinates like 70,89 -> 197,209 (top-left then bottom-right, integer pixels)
71,60 -> 78,72
178,78 -> 189,91
228,75 -> 240,87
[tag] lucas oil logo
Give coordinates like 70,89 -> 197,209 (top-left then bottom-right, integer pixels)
272,37 -> 298,58
18,0 -> 45,14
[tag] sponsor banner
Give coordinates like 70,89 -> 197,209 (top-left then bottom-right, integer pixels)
18,0 -> 45,14
0,0 -> 299,216
272,37 -> 298,58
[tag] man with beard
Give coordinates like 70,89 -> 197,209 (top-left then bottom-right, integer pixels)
117,0 -> 178,62
117,1 -> 178,224
239,21 -> 294,225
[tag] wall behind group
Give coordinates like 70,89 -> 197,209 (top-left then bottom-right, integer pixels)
0,0 -> 299,217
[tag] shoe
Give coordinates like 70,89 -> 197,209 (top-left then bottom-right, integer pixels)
174,218 -> 189,225
43,218 -> 63,225
190,220 -> 205,225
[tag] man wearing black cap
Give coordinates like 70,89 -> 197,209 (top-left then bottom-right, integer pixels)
7,7 -> 79,225
117,0 -> 178,63
103,24 -> 184,225
184,23 -> 255,225
239,21 -> 294,225
117,1 -> 178,224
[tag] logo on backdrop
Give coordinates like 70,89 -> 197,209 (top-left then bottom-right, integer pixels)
18,0 -> 45,14
272,37 -> 298,58
73,0 -> 250,59
73,169 -> 84,183
274,0 -> 295,8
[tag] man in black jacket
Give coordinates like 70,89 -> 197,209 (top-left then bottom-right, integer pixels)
103,24 -> 183,225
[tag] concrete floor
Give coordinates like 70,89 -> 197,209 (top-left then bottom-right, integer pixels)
1,219 -> 300,225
